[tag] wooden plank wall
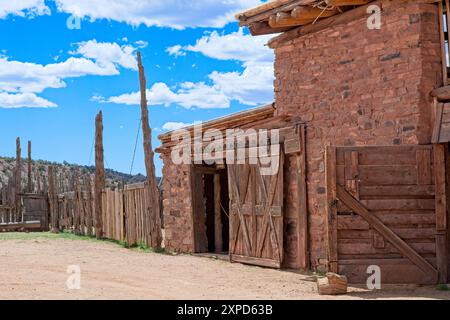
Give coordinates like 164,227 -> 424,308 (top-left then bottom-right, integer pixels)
331,145 -> 445,284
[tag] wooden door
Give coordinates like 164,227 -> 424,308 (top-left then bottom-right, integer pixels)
326,145 -> 448,284
22,194 -> 49,231
228,152 -> 284,268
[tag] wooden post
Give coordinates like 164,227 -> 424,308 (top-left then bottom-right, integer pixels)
27,140 -> 32,194
446,143 -> 450,284
15,137 -> 21,221
214,173 -> 223,253
95,111 -> 105,239
297,124 -> 309,269
84,175 -> 93,237
137,51 -> 162,249
326,146 -> 338,273
48,166 -> 58,233
434,144 -> 448,283
439,1 -> 448,86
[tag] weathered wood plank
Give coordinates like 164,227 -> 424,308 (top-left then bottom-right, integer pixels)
94,111 -> 105,239
336,185 -> 438,283
326,146 -> 338,273
434,144 -> 448,283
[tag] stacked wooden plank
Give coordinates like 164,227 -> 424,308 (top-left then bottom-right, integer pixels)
235,0 -> 374,36
326,145 -> 447,284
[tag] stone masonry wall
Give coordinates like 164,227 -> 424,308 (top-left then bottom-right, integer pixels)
161,153 -> 195,253
273,0 -> 442,270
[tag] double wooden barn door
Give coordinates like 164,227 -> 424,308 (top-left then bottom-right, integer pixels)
326,145 -> 448,284
227,152 -> 285,268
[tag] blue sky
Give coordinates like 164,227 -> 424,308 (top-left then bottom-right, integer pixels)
0,0 -> 273,176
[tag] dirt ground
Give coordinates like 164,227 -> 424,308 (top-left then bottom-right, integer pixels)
0,236 -> 449,300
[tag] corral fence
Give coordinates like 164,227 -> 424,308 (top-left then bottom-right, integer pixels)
0,180 -> 16,224
54,179 -> 161,247
0,179 -> 45,231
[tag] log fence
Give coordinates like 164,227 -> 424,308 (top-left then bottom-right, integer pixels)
52,177 -> 159,247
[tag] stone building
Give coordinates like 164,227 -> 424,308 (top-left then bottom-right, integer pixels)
157,0 -> 450,284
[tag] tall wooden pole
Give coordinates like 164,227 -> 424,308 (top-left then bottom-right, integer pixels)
137,52 -> 162,249
214,174 -> 223,253
95,111 -> 105,239
15,137 -> 21,221
48,165 -> 58,233
27,140 -> 32,194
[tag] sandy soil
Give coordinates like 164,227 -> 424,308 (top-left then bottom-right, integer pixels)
0,238 -> 449,300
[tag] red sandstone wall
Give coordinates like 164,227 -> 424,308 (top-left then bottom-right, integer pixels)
161,154 -> 195,252
274,0 -> 442,270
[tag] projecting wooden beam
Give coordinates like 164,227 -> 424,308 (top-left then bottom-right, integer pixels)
249,21 -> 294,36
269,12 -> 314,28
239,0 -> 318,26
235,0 -> 292,20
325,0 -> 371,5
291,5 -> 338,20
269,0 -> 381,48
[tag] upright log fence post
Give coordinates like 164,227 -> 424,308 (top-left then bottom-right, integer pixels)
48,165 -> 59,233
137,52 -> 162,249
95,111 -> 105,239
27,140 -> 32,194
15,137 -> 21,222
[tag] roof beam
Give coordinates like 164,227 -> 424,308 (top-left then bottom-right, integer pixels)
325,0 -> 372,5
291,5 -> 339,19
269,12 -> 313,28
268,0 -> 380,48
238,0 -> 316,26
249,20 -> 295,35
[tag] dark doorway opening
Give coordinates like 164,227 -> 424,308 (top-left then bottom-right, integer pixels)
192,166 -> 229,254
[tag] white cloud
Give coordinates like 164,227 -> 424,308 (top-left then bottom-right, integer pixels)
166,45 -> 186,58
0,92 -> 56,109
178,29 -> 275,105
105,29 -> 275,109
162,122 -> 192,131
0,0 -> 50,19
73,40 -> 138,70
135,40 -> 148,49
105,82 -> 230,109
53,0 -> 261,29
183,29 -> 273,63
0,40 -> 138,108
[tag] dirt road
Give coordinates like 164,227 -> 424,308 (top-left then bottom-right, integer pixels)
0,237 -> 448,300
